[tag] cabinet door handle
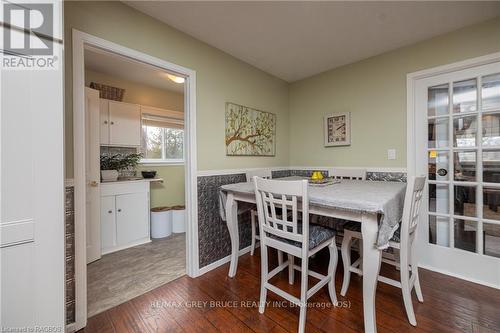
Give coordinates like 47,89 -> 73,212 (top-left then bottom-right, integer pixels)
104,120 -> 108,124
108,210 -> 112,214
117,209 -> 122,212
110,121 -> 115,125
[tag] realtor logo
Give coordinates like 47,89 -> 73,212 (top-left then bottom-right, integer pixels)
3,3 -> 53,55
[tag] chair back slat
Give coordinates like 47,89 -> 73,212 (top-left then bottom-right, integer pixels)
330,168 -> 366,180
401,176 -> 426,238
246,169 -> 272,182
254,177 -> 309,250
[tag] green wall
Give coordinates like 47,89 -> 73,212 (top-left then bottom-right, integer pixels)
138,165 -> 185,207
64,1 -> 289,178
66,2 -> 500,178
289,17 -> 500,168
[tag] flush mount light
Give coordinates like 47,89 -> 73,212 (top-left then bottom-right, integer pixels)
167,74 -> 185,84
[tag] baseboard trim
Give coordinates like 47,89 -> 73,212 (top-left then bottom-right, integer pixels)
66,322 -> 76,333
419,263 -> 499,290
197,245 -> 253,276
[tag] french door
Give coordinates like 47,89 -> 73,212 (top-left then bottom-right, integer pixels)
414,60 -> 500,288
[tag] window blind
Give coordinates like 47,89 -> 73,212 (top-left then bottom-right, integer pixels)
142,113 -> 184,129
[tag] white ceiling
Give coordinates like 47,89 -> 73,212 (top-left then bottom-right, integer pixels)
126,1 -> 500,82
84,46 -> 185,93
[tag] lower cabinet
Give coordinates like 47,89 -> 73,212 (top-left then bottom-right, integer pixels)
100,181 -> 150,254
116,192 -> 149,245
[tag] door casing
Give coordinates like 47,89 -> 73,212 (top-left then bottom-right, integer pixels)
72,30 -> 199,331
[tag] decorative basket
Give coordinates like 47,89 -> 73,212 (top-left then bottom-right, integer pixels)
89,82 -> 125,101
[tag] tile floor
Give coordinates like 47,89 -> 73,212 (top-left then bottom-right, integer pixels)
87,233 -> 186,317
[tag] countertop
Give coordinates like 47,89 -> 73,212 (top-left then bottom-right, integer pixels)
101,177 -> 164,185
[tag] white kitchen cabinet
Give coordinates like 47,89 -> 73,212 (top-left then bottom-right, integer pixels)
100,99 -> 110,145
100,196 -> 116,252
100,99 -> 141,146
116,192 -> 149,245
100,181 -> 150,254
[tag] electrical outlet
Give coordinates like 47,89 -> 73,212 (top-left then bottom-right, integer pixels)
387,149 -> 396,160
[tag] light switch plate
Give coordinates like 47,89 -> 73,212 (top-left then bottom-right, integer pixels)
388,149 -> 396,160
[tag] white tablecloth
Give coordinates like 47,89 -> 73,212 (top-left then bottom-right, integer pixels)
220,177 -> 406,249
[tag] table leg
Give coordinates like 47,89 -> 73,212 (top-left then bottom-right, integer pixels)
361,213 -> 382,333
225,193 -> 239,278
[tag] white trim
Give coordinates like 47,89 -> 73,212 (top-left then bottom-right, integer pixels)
197,245 -> 253,276
288,166 -> 407,173
419,264 -> 499,290
66,323 -> 76,333
101,238 -> 151,256
197,166 -> 289,177
72,29 -> 198,331
140,159 -> 185,166
197,166 -> 406,177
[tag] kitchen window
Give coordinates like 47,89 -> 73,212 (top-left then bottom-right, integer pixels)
141,113 -> 184,164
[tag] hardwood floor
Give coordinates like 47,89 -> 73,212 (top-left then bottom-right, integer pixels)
81,248 -> 500,333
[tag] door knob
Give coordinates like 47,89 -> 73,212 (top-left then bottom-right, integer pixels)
89,181 -> 99,187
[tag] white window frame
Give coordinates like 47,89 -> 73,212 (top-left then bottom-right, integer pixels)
140,109 -> 185,165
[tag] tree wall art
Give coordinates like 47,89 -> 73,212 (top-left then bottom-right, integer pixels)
225,102 -> 276,156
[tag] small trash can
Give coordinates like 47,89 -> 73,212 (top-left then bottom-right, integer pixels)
151,206 -> 172,239
172,205 -> 186,233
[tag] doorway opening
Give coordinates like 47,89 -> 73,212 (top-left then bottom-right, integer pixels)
72,30 -> 198,331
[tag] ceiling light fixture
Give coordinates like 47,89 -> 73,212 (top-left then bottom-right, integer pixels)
167,74 -> 185,84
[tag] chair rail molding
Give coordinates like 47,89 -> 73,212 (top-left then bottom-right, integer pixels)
197,166 -> 406,177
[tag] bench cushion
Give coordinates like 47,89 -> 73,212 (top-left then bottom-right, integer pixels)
267,223 -> 336,250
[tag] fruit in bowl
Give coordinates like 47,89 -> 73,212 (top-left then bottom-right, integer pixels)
311,171 -> 324,180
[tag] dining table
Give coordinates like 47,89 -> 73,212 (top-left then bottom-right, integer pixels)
219,176 -> 407,333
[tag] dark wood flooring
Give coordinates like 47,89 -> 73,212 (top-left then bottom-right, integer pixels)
81,249 -> 500,333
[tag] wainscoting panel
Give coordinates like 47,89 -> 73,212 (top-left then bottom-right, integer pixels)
366,171 -> 407,182
197,168 -> 406,269
65,185 -> 76,324
197,174 -> 253,268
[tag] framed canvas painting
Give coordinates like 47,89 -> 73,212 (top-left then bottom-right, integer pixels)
324,112 -> 351,146
225,102 -> 276,156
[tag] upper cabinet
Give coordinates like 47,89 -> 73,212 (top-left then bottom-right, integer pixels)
100,99 -> 110,145
100,99 -> 141,146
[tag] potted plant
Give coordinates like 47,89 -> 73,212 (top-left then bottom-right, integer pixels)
117,153 -> 143,178
100,153 -> 143,182
100,154 -> 121,182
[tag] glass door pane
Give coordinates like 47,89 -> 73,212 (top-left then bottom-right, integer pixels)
484,223 -> 500,258
453,115 -> 477,147
482,113 -> 500,147
428,83 -> 449,117
428,118 -> 449,148
453,79 -> 477,113
482,73 -> 500,111
428,151 -> 449,181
